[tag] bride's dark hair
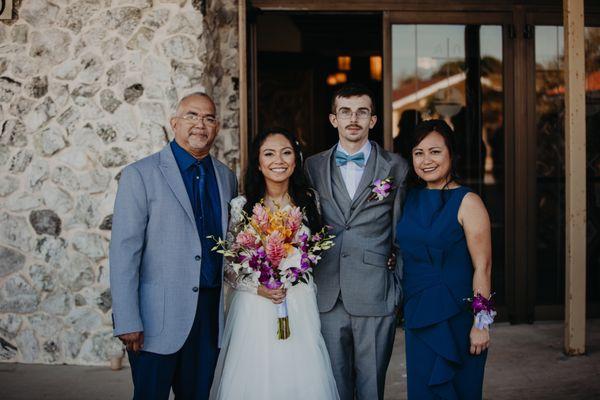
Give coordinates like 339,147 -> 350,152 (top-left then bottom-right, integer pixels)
243,127 -> 323,234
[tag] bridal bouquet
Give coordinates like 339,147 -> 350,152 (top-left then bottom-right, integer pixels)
211,201 -> 334,339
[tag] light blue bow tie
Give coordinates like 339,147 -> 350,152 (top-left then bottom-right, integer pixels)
335,151 -> 365,167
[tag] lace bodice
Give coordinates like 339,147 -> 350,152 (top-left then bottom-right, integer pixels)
223,196 -> 259,293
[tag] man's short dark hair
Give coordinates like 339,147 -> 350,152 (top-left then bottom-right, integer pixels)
330,83 -> 376,115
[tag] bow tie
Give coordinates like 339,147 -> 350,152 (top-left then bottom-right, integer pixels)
335,151 -> 366,167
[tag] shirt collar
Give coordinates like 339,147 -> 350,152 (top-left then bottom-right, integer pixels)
170,140 -> 211,171
336,140 -> 372,161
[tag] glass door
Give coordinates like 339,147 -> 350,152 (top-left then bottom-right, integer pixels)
389,11 -> 600,322
532,22 -> 600,318
391,22 -> 508,313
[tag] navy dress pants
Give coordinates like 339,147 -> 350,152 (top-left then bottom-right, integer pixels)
127,287 -> 220,400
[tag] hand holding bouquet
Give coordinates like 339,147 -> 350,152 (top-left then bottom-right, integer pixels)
212,201 -> 334,339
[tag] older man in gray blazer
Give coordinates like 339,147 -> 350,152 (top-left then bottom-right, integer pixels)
305,83 -> 408,400
110,93 -> 237,399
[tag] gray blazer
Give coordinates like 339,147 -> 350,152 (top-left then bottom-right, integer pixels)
305,142 -> 408,317
109,144 -> 237,355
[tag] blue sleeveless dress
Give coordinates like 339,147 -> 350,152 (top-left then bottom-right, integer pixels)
395,187 -> 487,400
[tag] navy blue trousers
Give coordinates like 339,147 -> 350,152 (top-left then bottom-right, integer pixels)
127,287 -> 220,400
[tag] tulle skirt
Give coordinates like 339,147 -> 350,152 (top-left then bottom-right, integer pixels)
210,282 -> 340,400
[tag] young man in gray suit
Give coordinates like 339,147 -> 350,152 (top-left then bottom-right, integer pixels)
110,93 -> 237,399
305,83 -> 408,400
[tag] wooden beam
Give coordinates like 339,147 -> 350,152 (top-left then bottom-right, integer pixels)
251,0 -> 530,12
238,0 -> 249,182
563,0 -> 586,355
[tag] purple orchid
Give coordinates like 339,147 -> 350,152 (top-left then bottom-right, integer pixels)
368,177 -> 394,201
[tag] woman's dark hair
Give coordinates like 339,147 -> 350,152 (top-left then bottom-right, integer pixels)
406,119 -> 461,190
243,127 -> 323,233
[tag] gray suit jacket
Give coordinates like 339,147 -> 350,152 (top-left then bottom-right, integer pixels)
109,144 -> 237,354
305,142 -> 408,317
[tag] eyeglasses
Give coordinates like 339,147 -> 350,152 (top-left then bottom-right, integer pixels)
335,108 -> 372,120
178,113 -> 218,127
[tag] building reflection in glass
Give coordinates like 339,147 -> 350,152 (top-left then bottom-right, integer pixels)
535,26 -> 600,307
391,24 -> 505,305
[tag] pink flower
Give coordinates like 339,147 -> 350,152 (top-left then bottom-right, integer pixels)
236,229 -> 259,249
251,203 -> 270,233
265,230 -> 286,267
286,207 -> 303,235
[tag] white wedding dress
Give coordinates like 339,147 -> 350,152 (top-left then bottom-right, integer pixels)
209,196 -> 340,400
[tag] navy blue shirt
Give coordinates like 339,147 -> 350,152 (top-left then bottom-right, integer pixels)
170,140 -> 223,288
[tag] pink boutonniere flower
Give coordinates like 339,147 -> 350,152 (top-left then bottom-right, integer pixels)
368,177 -> 394,201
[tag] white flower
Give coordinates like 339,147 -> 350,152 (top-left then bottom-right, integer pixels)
294,225 -> 311,241
279,247 -> 302,271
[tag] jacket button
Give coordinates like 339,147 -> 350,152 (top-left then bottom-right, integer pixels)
342,253 -> 348,258
345,225 -> 350,230
192,287 -> 199,292
195,255 -> 201,261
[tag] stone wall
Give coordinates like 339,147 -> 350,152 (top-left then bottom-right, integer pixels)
0,0 -> 239,365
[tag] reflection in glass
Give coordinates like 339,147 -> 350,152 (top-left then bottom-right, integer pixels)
587,28 -> 600,304
534,26 -> 600,307
535,26 -> 565,306
391,25 -> 505,306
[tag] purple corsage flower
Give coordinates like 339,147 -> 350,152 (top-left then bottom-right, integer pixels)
368,177 -> 394,201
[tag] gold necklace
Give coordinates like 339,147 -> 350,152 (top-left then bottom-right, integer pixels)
263,193 -> 292,209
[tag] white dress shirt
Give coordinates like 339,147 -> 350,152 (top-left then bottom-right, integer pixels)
336,141 -> 372,199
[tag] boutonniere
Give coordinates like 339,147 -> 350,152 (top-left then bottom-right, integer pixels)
367,177 -> 394,201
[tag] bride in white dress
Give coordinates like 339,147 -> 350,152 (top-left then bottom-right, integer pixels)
209,129 -> 339,400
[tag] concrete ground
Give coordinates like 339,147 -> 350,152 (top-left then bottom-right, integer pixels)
1,320 -> 599,400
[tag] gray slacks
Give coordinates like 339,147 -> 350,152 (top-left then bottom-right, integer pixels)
320,299 -> 397,400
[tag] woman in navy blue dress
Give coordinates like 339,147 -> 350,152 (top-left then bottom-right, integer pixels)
396,120 -> 493,399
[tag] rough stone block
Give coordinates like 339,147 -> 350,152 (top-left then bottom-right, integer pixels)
0,337 -> 18,360
0,212 -> 34,252
23,97 -> 57,131
0,246 -> 26,277
9,149 -> 33,173
16,329 -> 39,363
0,275 -> 39,314
25,76 -> 48,98
29,209 -> 62,237
100,147 -> 128,168
1,119 -> 28,148
0,175 -> 20,197
29,264 -> 56,293
34,127 -> 66,157
29,30 -> 72,66
72,233 -> 108,261
123,83 -> 144,104
0,314 -> 23,339
0,77 -> 22,103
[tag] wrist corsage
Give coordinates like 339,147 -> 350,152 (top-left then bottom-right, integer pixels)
466,292 -> 497,330
367,177 -> 394,201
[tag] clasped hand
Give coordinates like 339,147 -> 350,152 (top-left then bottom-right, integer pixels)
258,285 -> 287,304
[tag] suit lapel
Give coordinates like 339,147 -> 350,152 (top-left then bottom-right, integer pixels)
212,159 -> 231,238
320,146 -> 346,223
347,143 -> 392,224
330,154 -> 353,220
158,145 -> 197,228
